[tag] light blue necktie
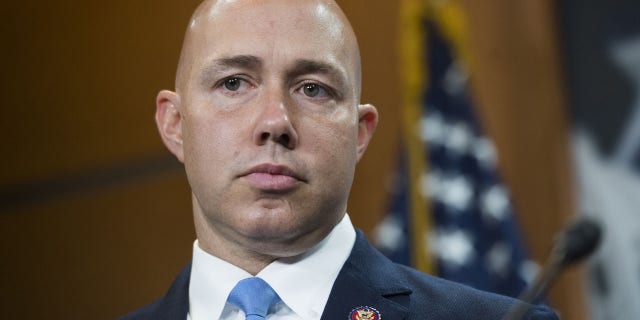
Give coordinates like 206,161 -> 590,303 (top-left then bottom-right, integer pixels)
227,277 -> 281,320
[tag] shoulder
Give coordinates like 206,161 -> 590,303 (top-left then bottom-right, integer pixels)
346,230 -> 557,319
394,264 -> 557,319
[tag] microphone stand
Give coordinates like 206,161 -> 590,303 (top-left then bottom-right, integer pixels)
501,246 -> 563,320
501,218 -> 602,320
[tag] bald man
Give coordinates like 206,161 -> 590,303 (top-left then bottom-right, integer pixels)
121,0 -> 558,319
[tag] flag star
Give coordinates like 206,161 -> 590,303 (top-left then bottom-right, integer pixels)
473,137 -> 497,167
481,185 -> 510,222
485,242 -> 512,277
373,214 -> 406,252
445,122 -> 473,154
440,175 -> 473,212
443,62 -> 469,95
431,229 -> 475,268
420,112 -> 446,145
421,171 -> 441,199
519,260 -> 541,285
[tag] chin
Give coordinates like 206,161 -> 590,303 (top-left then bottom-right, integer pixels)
240,218 -> 303,241
239,218 -> 327,255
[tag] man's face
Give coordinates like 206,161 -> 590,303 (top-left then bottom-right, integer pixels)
157,0 -> 377,258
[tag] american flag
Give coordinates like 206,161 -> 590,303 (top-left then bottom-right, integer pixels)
374,3 -> 537,298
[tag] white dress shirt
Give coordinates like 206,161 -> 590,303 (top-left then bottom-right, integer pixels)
187,214 -> 356,320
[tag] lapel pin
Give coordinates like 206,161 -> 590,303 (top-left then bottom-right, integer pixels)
349,306 -> 381,320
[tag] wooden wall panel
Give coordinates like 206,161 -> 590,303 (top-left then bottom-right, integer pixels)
0,170 -> 194,318
1,1 -> 201,318
2,0 -> 199,187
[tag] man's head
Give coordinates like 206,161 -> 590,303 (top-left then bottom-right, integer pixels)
155,0 -> 378,273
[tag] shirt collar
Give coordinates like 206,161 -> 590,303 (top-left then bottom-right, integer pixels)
188,214 -> 356,320
188,239 -> 252,320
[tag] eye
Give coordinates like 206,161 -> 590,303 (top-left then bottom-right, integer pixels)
223,77 -> 242,91
300,82 -> 333,99
303,83 -> 321,97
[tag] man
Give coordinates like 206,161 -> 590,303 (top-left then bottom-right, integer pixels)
122,0 -> 558,319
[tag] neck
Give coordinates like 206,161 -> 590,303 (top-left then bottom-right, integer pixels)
193,209 -> 276,275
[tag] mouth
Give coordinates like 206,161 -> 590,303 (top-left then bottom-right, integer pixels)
240,163 -> 306,191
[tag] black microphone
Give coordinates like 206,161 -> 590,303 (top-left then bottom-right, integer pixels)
502,218 -> 602,320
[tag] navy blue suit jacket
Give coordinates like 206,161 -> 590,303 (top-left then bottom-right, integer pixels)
120,230 -> 558,319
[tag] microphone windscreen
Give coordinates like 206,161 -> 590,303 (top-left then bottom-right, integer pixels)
560,218 -> 602,265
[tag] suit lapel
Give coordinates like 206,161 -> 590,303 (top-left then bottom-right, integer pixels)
321,230 -> 411,320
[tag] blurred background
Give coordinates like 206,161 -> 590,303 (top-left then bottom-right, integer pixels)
2,0 -> 639,319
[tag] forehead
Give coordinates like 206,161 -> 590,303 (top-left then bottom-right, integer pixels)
182,0 -> 356,83
197,0 -> 343,33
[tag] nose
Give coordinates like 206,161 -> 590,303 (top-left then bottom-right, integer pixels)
252,92 -> 298,150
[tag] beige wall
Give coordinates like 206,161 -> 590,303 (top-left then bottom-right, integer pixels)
0,0 -> 582,318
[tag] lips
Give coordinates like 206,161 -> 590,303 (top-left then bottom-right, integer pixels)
240,163 -> 305,191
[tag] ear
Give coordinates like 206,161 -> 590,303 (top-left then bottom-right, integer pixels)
155,90 -> 185,163
356,103 -> 378,162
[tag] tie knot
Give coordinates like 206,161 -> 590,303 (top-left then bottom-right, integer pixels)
228,277 -> 281,319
